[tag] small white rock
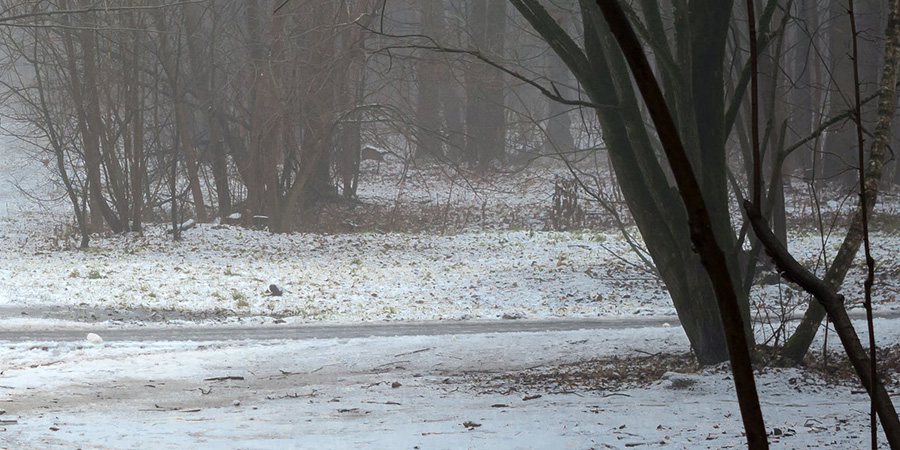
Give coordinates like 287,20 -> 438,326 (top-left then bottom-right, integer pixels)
232,400 -> 241,407
86,333 -> 103,344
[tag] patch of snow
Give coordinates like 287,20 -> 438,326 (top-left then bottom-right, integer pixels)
0,324 -> 893,449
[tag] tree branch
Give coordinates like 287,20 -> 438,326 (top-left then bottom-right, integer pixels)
0,1 -> 208,25
744,201 -> 900,447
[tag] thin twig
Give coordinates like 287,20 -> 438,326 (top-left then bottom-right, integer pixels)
747,0 -> 761,207
847,1 -> 878,446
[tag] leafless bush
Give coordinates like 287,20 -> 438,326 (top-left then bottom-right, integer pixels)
546,177 -> 583,231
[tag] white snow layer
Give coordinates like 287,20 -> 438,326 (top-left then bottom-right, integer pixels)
1,137 -> 899,448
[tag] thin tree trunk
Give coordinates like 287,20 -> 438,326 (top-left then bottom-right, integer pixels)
151,6 -> 208,223
784,0 -> 900,363
65,0 -> 123,232
746,204 -> 900,447
129,24 -> 145,234
32,31 -> 90,247
184,1 -> 231,219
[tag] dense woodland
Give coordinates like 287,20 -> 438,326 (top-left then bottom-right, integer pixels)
1,1 -> 900,445
0,1 -> 890,236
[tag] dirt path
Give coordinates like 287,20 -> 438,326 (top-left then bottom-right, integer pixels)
3,304 -> 896,343
0,312 -> 677,342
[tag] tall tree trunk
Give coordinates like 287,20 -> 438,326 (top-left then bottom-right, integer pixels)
125,22 -> 144,234
151,7 -> 208,223
414,0 -> 445,159
786,0 -> 816,182
584,1 -> 737,364
337,4 -> 374,198
64,0 -> 123,233
31,27 -> 90,247
544,47 -> 575,155
242,0 -> 281,225
821,0 -> 857,186
465,0 -> 507,167
184,1 -> 231,219
822,0 -> 884,187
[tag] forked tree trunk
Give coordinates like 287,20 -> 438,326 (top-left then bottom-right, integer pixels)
511,0 -> 750,365
184,1 -> 231,219
594,3 -> 769,446
31,30 -> 90,247
63,0 -> 123,233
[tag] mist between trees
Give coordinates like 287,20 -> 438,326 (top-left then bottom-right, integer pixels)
0,0 -> 898,369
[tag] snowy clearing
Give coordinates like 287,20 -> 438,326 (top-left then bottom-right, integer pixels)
1,140 -> 900,448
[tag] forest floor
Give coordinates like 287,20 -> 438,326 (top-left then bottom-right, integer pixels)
1,143 -> 900,448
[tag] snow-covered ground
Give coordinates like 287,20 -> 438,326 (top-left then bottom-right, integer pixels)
1,136 -> 900,448
0,322 -> 897,449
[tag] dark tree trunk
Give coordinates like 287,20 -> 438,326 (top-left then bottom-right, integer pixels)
151,7 -> 208,223
595,3 -> 768,446
126,25 -> 145,234
508,0 -> 752,365
822,0 -> 884,187
465,0 -> 507,167
414,1 -> 445,159
184,1 -> 231,219
544,49 -> 575,155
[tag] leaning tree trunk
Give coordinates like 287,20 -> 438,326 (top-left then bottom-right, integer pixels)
595,3 -> 769,446
67,1 -> 123,233
32,37 -> 90,247
783,0 -> 900,362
